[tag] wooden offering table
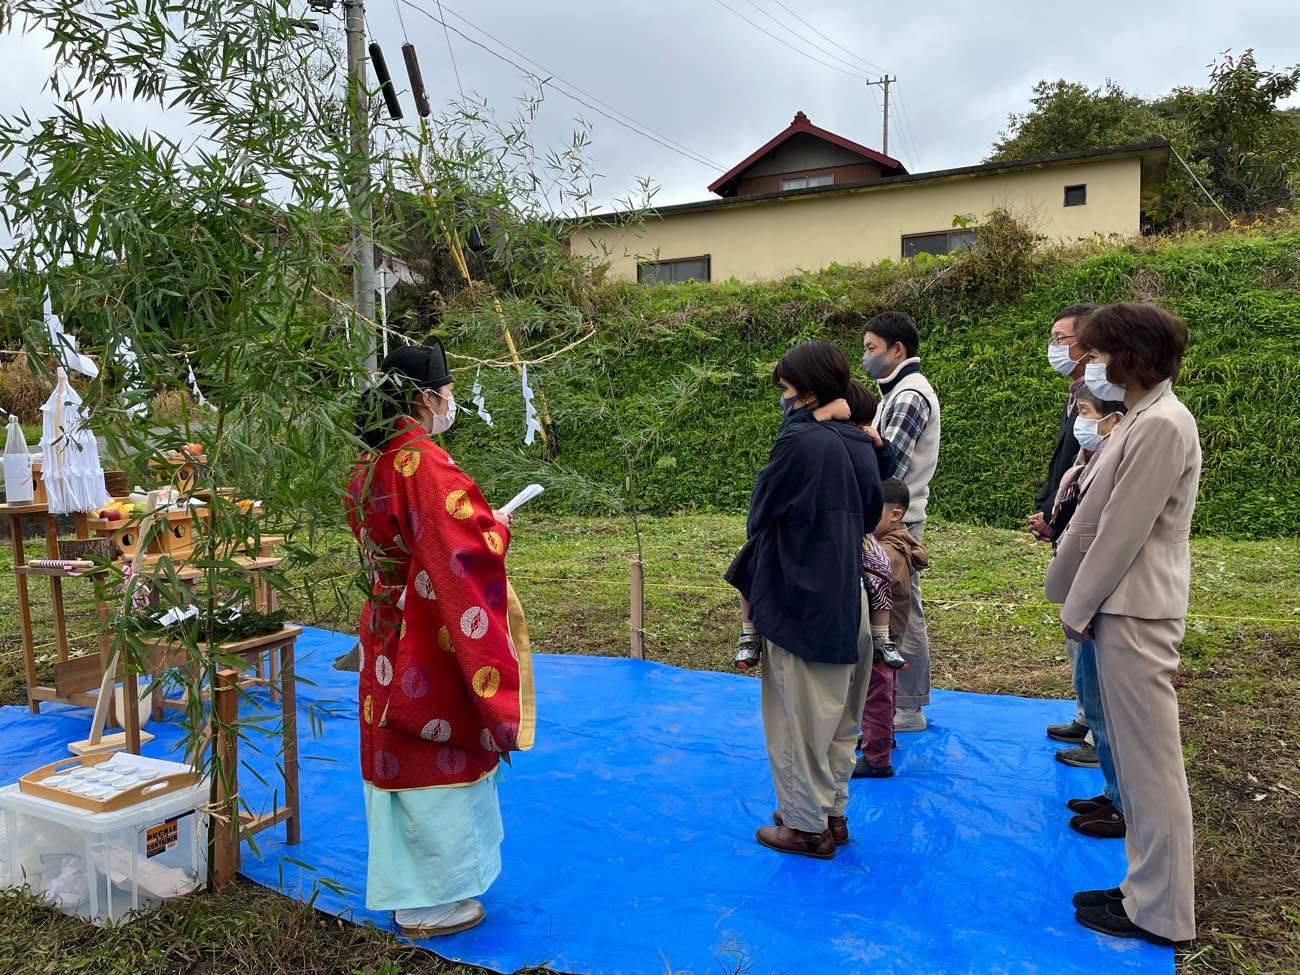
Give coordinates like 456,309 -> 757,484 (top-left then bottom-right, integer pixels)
141,624 -> 303,887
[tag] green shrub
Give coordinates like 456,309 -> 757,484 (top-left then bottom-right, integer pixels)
444,225 -> 1300,539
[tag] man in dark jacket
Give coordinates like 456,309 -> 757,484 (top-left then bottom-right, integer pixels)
726,341 -> 882,861
1029,302 -> 1098,759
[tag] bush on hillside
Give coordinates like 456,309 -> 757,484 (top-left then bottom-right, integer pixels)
441,220 -> 1300,539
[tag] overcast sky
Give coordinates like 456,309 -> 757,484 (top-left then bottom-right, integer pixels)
1,0 -> 1298,213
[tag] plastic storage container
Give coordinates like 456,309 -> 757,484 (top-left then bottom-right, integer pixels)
0,776 -> 209,925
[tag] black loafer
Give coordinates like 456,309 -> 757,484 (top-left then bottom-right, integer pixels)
1055,744 -> 1100,768
1047,719 -> 1090,743
1071,808 -> 1126,839
1075,901 -> 1174,946
1068,793 -> 1113,814
1073,887 -> 1124,909
852,756 -> 894,778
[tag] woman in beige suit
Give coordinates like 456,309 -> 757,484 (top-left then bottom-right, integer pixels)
1045,302 -> 1201,946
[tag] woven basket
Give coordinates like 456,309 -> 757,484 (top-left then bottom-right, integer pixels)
104,471 -> 131,498
58,537 -> 115,561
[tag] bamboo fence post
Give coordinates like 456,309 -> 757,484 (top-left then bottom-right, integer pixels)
629,556 -> 646,659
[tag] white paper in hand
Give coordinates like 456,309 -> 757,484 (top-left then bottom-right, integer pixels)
500,483 -> 544,516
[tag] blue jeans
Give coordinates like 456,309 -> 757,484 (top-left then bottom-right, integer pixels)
1071,637 -> 1123,811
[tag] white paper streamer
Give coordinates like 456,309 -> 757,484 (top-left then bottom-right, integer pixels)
522,364 -> 542,446
43,291 -> 98,378
40,367 -> 110,514
472,367 -> 494,427
118,337 -> 149,417
185,355 -> 216,412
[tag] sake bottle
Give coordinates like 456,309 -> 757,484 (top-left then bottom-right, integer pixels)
4,414 -> 34,504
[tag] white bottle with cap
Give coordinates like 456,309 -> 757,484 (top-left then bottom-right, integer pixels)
4,414 -> 34,504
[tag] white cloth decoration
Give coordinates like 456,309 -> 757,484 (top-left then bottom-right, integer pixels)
185,355 -> 216,412
44,291 -> 98,378
522,364 -> 542,446
40,367 -> 109,514
472,368 -> 493,427
118,336 -> 149,417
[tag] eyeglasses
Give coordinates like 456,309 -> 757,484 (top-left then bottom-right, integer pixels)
1048,333 -> 1076,346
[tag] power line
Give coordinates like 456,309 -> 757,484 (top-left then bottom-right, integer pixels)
767,0 -> 888,75
397,0 -> 721,170
709,0 -> 870,80
433,0 -> 465,101
421,0 -> 723,168
737,0 -> 876,77
894,83 -> 923,171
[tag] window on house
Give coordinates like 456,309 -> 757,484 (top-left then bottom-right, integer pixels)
637,255 -> 711,284
901,229 -> 977,259
1064,184 -> 1087,207
781,173 -> 834,191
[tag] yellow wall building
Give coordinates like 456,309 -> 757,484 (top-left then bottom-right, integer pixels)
569,113 -> 1168,284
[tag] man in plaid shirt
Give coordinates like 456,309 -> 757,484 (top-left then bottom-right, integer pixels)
861,312 -> 941,733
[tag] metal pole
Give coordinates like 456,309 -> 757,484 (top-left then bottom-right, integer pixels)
378,265 -> 389,359
344,0 -> 378,370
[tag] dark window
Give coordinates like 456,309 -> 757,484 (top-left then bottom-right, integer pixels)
637,255 -> 711,284
901,229 -> 977,259
1064,184 -> 1087,207
781,173 -> 834,191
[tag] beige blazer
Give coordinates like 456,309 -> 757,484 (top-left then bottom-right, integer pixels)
1045,379 -> 1202,633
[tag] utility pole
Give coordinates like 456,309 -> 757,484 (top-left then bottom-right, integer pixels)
866,75 -> 895,156
342,0 -> 379,370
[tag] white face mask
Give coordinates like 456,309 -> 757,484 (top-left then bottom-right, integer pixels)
1047,341 -> 1077,377
428,392 -> 457,435
1073,415 -> 1104,452
1084,361 -> 1126,400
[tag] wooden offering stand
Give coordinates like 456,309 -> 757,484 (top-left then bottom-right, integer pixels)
138,625 -> 304,886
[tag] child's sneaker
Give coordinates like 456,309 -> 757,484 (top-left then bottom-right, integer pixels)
735,632 -> 762,670
873,639 -> 907,670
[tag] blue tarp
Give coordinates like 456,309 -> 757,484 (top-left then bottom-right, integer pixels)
0,626 -> 1171,975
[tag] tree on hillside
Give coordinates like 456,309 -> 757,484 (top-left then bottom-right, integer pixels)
990,50 -> 1300,226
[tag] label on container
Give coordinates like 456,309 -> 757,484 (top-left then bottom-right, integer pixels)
145,812 -> 191,858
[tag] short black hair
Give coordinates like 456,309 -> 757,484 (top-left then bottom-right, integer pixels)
845,379 -> 878,425
1054,302 -> 1098,325
1075,386 -> 1128,417
1078,302 -> 1188,387
864,311 -> 920,358
772,340 -> 851,406
881,476 -> 910,512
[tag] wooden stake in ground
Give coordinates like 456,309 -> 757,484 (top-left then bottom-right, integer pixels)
68,491 -> 161,756
629,556 -> 646,660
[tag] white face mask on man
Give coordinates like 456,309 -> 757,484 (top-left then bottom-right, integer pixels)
1084,361 -> 1126,400
1047,342 -> 1077,377
426,391 -> 457,434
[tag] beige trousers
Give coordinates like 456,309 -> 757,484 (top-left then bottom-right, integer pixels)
1093,612 -> 1195,942
761,592 -> 873,834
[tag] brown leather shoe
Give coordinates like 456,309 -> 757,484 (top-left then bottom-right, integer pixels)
771,811 -> 849,845
756,824 -> 836,859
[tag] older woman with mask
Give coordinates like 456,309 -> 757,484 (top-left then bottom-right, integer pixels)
1045,303 -> 1201,946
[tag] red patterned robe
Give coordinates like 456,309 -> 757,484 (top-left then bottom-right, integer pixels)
345,418 -> 535,791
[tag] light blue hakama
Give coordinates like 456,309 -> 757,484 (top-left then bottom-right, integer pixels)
363,771 -> 503,910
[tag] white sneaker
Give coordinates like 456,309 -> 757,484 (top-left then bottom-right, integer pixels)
395,898 -> 485,938
894,707 -> 928,733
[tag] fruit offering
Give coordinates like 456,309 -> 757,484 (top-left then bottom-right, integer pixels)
96,500 -> 136,523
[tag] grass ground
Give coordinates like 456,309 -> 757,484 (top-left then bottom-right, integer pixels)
1,515 -> 1298,974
